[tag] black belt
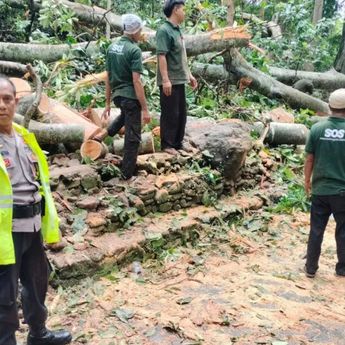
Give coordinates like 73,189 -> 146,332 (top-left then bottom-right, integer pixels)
13,202 -> 41,219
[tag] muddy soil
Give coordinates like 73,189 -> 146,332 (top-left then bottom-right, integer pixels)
17,212 -> 345,345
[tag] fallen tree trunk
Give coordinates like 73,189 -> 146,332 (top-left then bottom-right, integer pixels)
192,57 -> 330,114
14,114 -> 84,146
269,66 -> 345,90
2,1 -> 250,63
0,29 -> 250,63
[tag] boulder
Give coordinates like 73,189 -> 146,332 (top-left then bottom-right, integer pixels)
185,118 -> 252,180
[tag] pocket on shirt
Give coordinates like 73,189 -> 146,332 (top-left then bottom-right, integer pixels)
27,152 -> 39,177
0,266 -> 15,306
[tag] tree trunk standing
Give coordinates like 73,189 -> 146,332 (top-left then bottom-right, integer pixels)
313,0 -> 324,24
226,0 -> 235,27
334,23 -> 345,74
106,0 -> 111,40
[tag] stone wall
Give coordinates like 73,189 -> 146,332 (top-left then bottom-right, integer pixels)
49,153 -> 224,237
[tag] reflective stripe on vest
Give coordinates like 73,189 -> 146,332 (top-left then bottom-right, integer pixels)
0,124 -> 60,265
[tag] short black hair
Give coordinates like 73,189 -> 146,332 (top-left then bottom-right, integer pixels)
163,0 -> 185,18
0,75 -> 16,96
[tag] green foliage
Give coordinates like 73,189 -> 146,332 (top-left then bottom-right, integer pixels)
39,1 -> 78,38
0,1 -> 28,42
247,0 -> 343,72
102,195 -> 140,228
100,163 -> 122,180
272,184 -> 311,214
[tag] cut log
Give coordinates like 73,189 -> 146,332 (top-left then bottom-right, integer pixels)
80,140 -> 108,160
113,132 -> 155,156
13,114 -> 84,146
254,122 -> 309,145
10,78 -> 32,98
39,97 -> 101,140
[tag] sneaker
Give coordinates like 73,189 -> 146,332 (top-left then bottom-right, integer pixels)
304,265 -> 316,278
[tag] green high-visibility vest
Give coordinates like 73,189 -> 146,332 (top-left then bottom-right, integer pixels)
0,123 -> 60,265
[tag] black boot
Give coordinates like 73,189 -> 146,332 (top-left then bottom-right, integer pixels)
27,328 -> 72,345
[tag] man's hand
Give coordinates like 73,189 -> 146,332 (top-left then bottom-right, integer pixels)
189,75 -> 198,90
163,79 -> 172,96
101,105 -> 111,120
305,180 -> 311,196
142,109 -> 151,125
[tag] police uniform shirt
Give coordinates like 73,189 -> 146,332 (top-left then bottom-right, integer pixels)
0,131 -> 41,232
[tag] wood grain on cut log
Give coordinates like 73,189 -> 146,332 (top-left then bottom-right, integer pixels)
81,140 -> 108,160
10,78 -> 32,98
14,114 -> 84,146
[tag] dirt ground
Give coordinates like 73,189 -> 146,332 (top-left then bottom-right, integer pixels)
17,212 -> 345,345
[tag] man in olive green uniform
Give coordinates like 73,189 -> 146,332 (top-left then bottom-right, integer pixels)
304,88 -> 345,278
97,14 -> 150,180
156,0 -> 198,155
0,76 -> 71,345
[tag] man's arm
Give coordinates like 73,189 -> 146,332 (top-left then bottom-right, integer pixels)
304,153 -> 314,196
158,54 -> 172,97
133,72 -> 150,124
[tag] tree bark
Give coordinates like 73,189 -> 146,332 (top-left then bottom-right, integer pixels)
226,0 -> 235,26
269,66 -> 345,90
113,132 -> 155,156
23,64 -> 42,128
14,114 -> 84,146
2,0 -> 250,63
0,26 -> 249,63
313,0 -> 324,24
334,22 -> 345,74
254,122 -> 309,145
192,56 -> 330,114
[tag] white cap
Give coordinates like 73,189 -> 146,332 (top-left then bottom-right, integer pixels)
122,14 -> 145,35
329,88 -> 345,109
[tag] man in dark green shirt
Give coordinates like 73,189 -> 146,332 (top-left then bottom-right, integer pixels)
304,88 -> 345,278
96,14 -> 150,180
156,0 -> 198,155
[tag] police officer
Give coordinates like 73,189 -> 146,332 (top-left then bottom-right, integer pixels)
156,0 -> 198,155
304,88 -> 345,278
95,14 -> 151,180
0,76 -> 72,345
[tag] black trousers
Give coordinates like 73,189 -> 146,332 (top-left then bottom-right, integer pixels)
107,97 -> 141,179
159,84 -> 187,150
306,195 -> 345,275
0,231 -> 48,345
